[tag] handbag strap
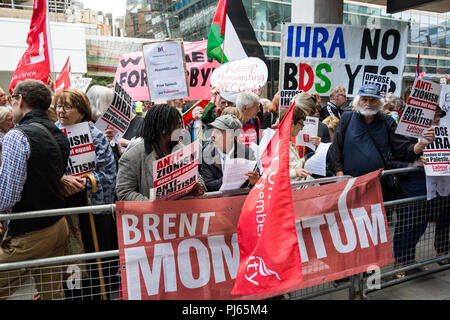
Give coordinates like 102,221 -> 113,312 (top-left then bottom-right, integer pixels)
360,118 -> 388,168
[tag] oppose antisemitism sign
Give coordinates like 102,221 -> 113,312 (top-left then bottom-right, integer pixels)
279,24 -> 407,97
152,140 -> 200,200
395,78 -> 440,139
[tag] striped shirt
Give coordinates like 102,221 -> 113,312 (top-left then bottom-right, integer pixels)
0,129 -> 31,211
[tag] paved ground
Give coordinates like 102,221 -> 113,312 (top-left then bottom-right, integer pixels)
311,264 -> 450,300
367,266 -> 450,300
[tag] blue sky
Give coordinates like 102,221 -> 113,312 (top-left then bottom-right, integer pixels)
79,0 -> 126,17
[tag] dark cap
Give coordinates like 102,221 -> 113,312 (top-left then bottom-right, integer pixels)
209,114 -> 242,131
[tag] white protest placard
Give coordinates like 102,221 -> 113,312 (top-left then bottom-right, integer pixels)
304,142 -> 331,176
219,158 -> 257,192
279,24 -> 407,97
362,72 -> 391,96
279,90 -> 303,108
296,116 -> 319,150
60,122 -> 96,176
69,77 -> 92,93
94,82 -> 133,144
395,78 -> 440,139
210,57 -> 268,102
423,125 -> 450,176
440,84 -> 450,118
153,140 -> 199,200
143,39 -> 189,101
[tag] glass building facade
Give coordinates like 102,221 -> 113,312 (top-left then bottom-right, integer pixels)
143,0 -> 449,82
343,1 -> 449,82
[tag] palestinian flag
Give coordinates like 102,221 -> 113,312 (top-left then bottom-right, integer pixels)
207,0 -> 266,64
182,100 -> 209,127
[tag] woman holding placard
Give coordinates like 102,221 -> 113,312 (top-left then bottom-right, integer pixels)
54,89 -> 117,299
116,103 -> 205,201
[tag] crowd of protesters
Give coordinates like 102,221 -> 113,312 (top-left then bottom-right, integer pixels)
0,73 -> 448,300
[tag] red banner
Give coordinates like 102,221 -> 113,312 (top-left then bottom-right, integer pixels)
9,0 -> 53,94
232,103 -> 302,295
116,170 -> 392,300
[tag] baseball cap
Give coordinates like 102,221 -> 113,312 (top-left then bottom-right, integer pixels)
209,114 -> 242,131
358,84 -> 382,99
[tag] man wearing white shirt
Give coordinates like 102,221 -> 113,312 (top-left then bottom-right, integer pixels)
200,114 -> 260,191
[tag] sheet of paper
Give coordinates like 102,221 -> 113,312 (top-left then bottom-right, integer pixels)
304,142 -> 331,177
219,158 -> 257,192
296,116 -> 319,150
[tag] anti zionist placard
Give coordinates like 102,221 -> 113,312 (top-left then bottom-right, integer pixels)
395,78 -> 440,139
116,170 -> 392,300
59,122 -> 96,176
279,24 -> 407,97
152,140 -> 199,200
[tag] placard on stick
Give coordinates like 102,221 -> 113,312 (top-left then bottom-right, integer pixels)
60,122 -> 96,176
94,82 -> 133,144
152,140 -> 200,200
395,78 -> 440,139
142,39 -> 189,101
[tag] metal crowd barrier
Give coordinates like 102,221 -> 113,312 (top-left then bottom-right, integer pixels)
0,168 -> 448,300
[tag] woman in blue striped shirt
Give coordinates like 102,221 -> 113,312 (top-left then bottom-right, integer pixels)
54,89 -> 117,299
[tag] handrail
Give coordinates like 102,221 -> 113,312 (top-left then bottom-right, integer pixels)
0,175 -> 353,220
381,166 -> 424,176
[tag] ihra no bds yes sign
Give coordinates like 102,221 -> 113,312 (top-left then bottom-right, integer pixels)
279,24 -> 407,97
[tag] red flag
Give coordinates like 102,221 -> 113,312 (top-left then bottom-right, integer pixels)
182,99 -> 209,127
9,0 -> 54,94
54,57 -> 71,94
231,101 -> 302,295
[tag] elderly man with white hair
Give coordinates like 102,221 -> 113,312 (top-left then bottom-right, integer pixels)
235,91 -> 261,146
329,84 -> 435,190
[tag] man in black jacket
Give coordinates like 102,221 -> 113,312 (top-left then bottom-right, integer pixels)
0,79 -> 70,300
200,114 -> 259,192
319,86 -> 347,120
328,84 -> 435,178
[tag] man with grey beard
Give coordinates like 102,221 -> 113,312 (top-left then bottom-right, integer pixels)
328,84 -> 435,179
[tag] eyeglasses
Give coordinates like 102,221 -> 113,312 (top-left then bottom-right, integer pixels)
295,122 -> 304,129
55,104 -> 74,112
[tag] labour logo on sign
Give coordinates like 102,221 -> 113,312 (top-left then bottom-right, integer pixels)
244,256 -> 281,286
